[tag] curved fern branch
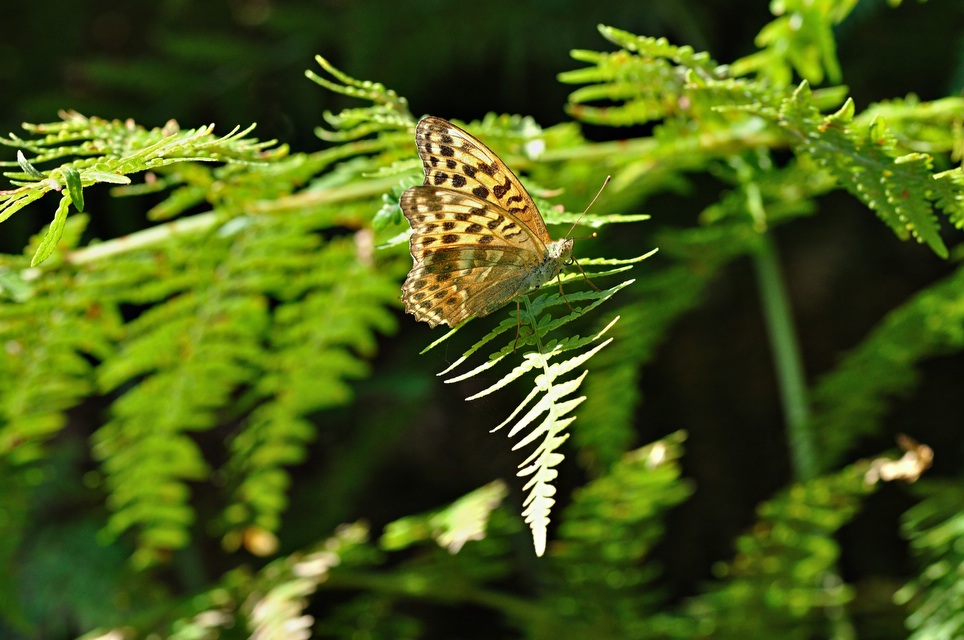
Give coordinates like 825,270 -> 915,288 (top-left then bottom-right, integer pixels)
0,113 -> 282,266
564,25 -> 964,259
425,252 -> 649,555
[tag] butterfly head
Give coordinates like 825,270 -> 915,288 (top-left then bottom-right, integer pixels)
547,237 -> 574,264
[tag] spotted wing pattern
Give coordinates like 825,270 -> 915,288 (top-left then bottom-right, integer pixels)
413,116 -> 551,244
400,117 -> 571,328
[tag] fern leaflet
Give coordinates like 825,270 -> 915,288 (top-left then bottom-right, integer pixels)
426,254 -> 645,555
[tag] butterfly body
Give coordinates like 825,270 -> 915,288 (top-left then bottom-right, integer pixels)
401,117 -> 572,328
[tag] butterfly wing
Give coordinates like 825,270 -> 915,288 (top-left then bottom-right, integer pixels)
401,186 -> 550,327
413,116 -> 552,244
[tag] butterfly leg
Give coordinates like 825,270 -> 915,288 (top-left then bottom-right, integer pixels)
571,258 -> 601,291
556,274 -> 575,313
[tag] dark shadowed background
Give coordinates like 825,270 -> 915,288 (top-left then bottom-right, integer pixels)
3,0 -> 963,637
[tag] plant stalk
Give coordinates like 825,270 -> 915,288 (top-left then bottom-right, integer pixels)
753,228 -> 856,639
752,232 -> 816,481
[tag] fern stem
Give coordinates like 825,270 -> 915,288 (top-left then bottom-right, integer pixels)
753,233 -> 857,638
521,295 -> 547,356
528,128 -> 785,166
751,233 -> 815,481
748,236 -> 856,640
63,174 -> 402,266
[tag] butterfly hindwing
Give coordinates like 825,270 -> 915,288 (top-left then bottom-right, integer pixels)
402,253 -> 544,328
400,187 -> 544,327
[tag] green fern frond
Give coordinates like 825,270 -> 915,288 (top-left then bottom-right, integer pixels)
224,236 -> 399,540
808,263 -> 964,471
566,25 -> 963,260
306,55 -> 413,142
1,112 -> 284,265
91,241 -> 273,565
0,80 -> 412,565
932,166 -> 964,229
731,0 -> 855,86
436,277 -> 632,380
427,262 -> 643,555
74,193 -> 401,566
770,83 -> 949,257
855,95 -> 964,158
896,483 -> 964,640
560,26 -> 722,127
381,480 -> 509,554
545,432 -> 694,636
0,216 -> 117,464
679,454 -> 905,639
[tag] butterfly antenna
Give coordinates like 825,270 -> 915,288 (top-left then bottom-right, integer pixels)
563,175 -> 609,293
566,175 -> 611,238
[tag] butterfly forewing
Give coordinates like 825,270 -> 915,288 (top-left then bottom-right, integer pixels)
414,117 -> 551,244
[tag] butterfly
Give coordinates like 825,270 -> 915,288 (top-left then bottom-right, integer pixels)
400,116 -> 575,328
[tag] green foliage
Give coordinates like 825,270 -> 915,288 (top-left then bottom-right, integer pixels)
0,115 -> 280,266
897,483 -> 964,640
67,434 -> 918,640
763,85 -> 952,258
425,255 -> 649,554
545,432 -> 694,638
563,24 -> 961,259
381,480 -> 509,553
1,1 -> 962,638
0,62 -> 410,570
0,216 -> 116,467
680,461 -> 879,639
75,522 -> 373,640
731,0 -> 854,85
808,264 -> 964,470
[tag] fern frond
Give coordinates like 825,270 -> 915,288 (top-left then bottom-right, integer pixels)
855,95 -> 964,158
808,263 -> 964,471
91,243 -> 272,565
545,432 -> 693,636
1,112 -> 284,265
731,0 -> 854,86
305,55 -> 413,142
224,236 -> 399,541
0,216 -> 116,464
896,483 -> 964,640
59,141 -> 402,566
431,260 -> 643,555
678,451 -> 914,639
494,312 -> 619,558
560,26 -> 723,127
767,83 -> 949,256
932,166 -> 964,229
381,480 -> 509,554
566,25 -> 963,258
436,273 -> 635,378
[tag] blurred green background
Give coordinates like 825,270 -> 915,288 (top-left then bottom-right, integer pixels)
3,0 -> 963,637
